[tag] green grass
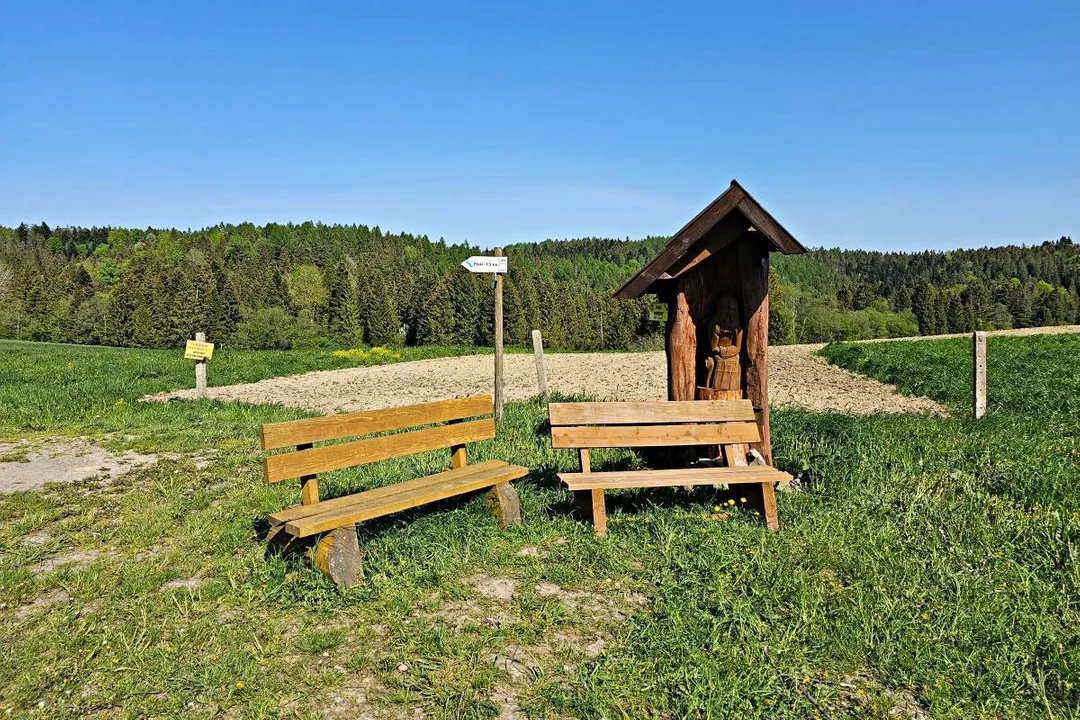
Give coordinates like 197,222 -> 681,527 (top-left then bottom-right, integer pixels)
819,333 -> 1080,417
1,337 -> 1078,718
0,340 -> 490,443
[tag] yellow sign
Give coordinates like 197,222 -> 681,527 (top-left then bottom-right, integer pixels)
184,340 -> 215,361
648,302 -> 668,322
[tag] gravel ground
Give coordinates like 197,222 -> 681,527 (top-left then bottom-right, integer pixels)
144,326 -> 1078,417
144,343 -> 947,415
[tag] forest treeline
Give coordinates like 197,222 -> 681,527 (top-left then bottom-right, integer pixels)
0,221 -> 1076,351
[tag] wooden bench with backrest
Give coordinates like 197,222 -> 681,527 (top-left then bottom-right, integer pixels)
548,399 -> 792,537
260,395 -> 527,586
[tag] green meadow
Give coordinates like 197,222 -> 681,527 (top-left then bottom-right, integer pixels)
1,335 -> 1078,718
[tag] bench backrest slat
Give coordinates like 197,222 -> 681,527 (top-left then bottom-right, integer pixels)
548,400 -> 755,426
265,417 -> 496,483
261,395 -> 493,450
551,421 -> 761,449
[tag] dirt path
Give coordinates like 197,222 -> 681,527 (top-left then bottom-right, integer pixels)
143,345 -> 944,415
145,326 -> 1078,417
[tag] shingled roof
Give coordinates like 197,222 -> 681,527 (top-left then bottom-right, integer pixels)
613,180 -> 805,300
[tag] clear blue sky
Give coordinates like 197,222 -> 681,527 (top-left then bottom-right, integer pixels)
2,1 -> 1077,251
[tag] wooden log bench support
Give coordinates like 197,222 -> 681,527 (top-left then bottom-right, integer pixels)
260,395 -> 526,587
548,399 -> 792,537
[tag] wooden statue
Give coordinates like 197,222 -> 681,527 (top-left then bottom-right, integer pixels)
703,296 -> 743,391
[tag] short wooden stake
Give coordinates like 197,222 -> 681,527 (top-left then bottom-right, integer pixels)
194,331 -> 207,399
973,331 -> 987,419
487,483 -> 522,528
311,526 -> 364,588
531,329 -> 548,396
494,247 -> 505,422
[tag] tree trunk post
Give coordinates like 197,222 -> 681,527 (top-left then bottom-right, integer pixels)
737,239 -> 772,464
194,331 -> 207,400
666,285 -> 696,402
531,329 -> 548,397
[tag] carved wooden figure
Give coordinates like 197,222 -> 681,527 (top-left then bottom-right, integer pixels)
704,296 -> 743,391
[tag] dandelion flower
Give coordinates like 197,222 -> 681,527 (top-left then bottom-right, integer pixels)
727,499 -> 735,506
739,497 -> 747,503
235,681 -> 245,689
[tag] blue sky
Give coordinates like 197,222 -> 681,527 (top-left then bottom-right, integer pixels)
1,1 -> 1077,250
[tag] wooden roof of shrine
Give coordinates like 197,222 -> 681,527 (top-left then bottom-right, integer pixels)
613,180 -> 806,300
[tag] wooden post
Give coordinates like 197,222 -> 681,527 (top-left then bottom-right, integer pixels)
296,442 -> 319,505
194,331 -> 207,400
531,329 -> 548,396
737,239 -> 772,465
494,248 -> 504,422
573,448 -> 607,538
666,285 -> 696,402
973,331 -> 987,418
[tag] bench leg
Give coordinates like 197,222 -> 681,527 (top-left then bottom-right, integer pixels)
574,489 -> 607,538
311,525 -> 364,588
761,482 -> 779,532
487,482 -> 522,528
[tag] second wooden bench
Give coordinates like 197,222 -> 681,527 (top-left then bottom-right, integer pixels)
549,399 -> 792,537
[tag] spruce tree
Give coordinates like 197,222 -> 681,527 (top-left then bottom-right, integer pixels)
325,260 -> 361,344
450,271 -> 481,345
416,277 -> 455,345
365,273 -> 401,346
209,264 -> 241,345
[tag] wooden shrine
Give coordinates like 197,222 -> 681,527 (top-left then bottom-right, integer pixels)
613,180 -> 806,464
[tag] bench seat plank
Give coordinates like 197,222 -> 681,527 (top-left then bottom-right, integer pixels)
269,459 -> 510,526
283,460 -> 528,538
558,466 -> 792,491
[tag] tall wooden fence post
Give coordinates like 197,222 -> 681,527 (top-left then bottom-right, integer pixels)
973,330 -> 986,418
531,329 -> 548,397
195,331 -> 207,400
494,248 -> 504,422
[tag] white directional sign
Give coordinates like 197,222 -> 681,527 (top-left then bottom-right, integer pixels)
461,256 -> 508,274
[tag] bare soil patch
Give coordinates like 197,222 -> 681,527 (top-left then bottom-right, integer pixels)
143,326 -> 1078,418
0,438 -> 161,495
143,345 -> 939,416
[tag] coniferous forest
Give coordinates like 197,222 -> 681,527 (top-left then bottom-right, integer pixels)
0,221 -> 1076,351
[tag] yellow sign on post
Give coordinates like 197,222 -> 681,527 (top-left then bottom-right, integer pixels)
648,301 -> 669,322
184,340 -> 215,361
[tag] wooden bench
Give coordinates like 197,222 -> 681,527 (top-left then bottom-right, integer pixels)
548,399 -> 792,537
260,395 -> 527,586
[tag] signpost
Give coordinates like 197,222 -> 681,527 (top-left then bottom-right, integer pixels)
185,333 -> 214,399
461,253 -> 508,421
973,331 -> 986,418
461,255 -> 508,274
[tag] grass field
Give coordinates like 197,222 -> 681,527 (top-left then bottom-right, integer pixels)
1,336 -> 1078,718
